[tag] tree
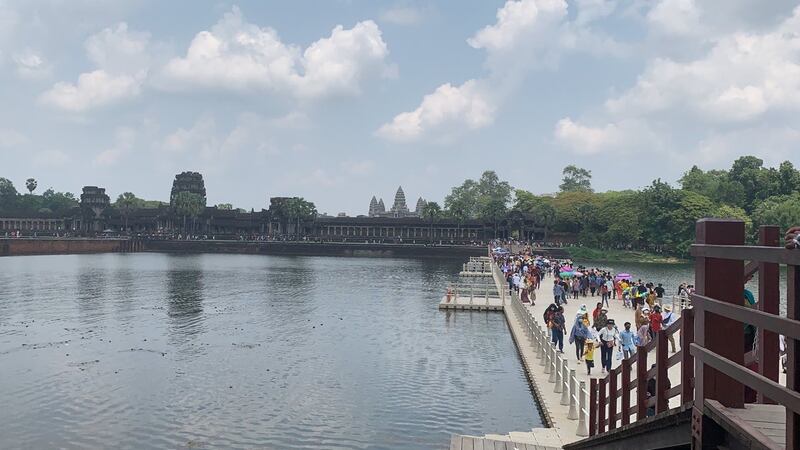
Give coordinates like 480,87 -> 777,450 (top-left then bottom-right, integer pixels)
25,178 -> 37,194
173,191 -> 205,233
752,193 -> 800,236
0,177 -> 18,211
216,203 -> 233,210
420,201 -> 442,239
115,192 -> 140,232
282,197 -> 317,237
559,165 -> 593,193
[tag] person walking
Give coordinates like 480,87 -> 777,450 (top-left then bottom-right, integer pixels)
598,320 -> 619,374
661,305 -> 677,353
553,280 -> 565,306
584,340 -> 596,375
619,322 -> 636,359
551,306 -> 567,353
569,312 -> 591,361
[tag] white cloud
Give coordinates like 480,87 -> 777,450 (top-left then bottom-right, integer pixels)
13,49 -> 50,79
378,0 -> 625,142
162,117 -> 216,154
93,126 -> 136,166
33,149 -> 70,167
646,0 -> 702,37
84,22 -> 150,73
468,0 -> 567,54
380,6 -> 426,26
574,0 -> 616,26
554,118 -> 659,155
341,160 -> 375,176
40,70 -> 142,112
40,22 -> 149,112
607,7 -> 800,123
376,80 -> 495,141
161,7 -> 390,98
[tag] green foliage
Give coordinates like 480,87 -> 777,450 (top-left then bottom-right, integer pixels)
444,170 -> 512,223
420,201 -> 442,220
216,203 -> 233,210
752,193 -> 800,235
0,178 -> 19,210
559,165 -> 593,193
25,178 -> 37,194
173,191 -> 205,232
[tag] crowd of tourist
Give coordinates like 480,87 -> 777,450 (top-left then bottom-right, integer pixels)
492,248 -> 684,376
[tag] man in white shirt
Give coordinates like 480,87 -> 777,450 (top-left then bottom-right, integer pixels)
661,305 -> 677,353
598,319 -> 619,374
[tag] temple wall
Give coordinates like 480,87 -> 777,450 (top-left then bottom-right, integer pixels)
0,238 -> 124,256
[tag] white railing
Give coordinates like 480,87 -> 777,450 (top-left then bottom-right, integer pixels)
504,266 -> 589,437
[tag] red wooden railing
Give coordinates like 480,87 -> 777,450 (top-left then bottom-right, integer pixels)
588,310 -> 692,434
690,220 -> 799,448
586,222 -> 799,449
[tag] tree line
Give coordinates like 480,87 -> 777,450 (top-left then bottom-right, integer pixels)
424,156 -> 800,257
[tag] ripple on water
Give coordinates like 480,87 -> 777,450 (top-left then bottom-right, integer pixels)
0,253 -> 541,449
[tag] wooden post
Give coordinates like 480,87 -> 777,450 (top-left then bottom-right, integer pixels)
637,346 -> 648,420
621,356 -> 631,425
757,226 -> 780,404
609,369 -> 618,430
656,331 -> 669,414
788,264 -> 800,449
694,219 -> 745,409
681,308 -> 695,405
589,378 -> 598,436
598,377 -> 607,434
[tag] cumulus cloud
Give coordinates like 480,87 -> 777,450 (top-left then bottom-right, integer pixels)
378,0 -> 624,142
40,22 -> 148,112
607,7 -> 800,122
646,0 -> 702,37
160,7 -> 390,98
554,118 -> 658,155
376,80 -> 495,141
40,70 -> 142,112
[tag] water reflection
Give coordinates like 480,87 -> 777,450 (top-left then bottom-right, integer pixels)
166,257 -> 205,343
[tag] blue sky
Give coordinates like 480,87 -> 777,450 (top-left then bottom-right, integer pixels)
1,0 -> 799,215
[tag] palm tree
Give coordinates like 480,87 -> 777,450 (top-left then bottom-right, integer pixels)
25,178 -> 37,194
173,191 -> 204,233
115,192 -> 139,232
421,202 -> 442,241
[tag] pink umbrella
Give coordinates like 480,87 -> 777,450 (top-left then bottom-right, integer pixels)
615,273 -> 631,280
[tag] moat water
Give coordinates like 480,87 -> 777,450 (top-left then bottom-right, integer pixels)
0,253 -> 542,449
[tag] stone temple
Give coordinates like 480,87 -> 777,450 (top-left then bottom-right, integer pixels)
368,186 -> 425,218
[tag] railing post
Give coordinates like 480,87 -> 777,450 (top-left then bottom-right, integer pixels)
757,225 -> 780,404
637,347 -> 648,420
544,344 -> 552,374
598,377 -> 607,434
609,369 -> 618,430
656,331 -> 669,414
694,218 -> 745,409
555,357 -> 564,393
589,378 -> 598,436
577,380 -> 589,436
568,369 -> 579,418
560,360 -> 570,402
681,308 -> 695,405
549,346 -> 557,382
538,332 -> 546,364
621,356 -> 632,425
787,263 -> 800,448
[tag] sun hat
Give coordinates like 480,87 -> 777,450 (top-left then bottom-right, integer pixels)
663,305 -> 672,312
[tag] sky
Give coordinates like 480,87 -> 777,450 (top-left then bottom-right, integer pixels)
1,0 -> 799,216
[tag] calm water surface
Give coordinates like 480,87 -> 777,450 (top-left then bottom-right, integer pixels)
0,254 -> 542,449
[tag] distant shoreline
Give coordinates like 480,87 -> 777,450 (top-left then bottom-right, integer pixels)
564,246 -> 688,264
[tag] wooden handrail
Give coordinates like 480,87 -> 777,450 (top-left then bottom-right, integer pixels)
690,243 -> 800,265
690,344 -> 800,415
691,293 -> 800,340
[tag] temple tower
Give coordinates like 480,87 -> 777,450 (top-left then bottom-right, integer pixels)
390,186 -> 409,217
170,171 -> 207,207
